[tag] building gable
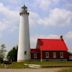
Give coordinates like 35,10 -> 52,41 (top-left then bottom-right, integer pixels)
36,38 -> 68,51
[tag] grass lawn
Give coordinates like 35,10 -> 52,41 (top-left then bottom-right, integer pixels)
0,61 -> 72,68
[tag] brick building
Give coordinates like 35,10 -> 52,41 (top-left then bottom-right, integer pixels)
31,36 -> 71,61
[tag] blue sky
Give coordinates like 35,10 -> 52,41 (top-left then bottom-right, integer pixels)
0,0 -> 72,52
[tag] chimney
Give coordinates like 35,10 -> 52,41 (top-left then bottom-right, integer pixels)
60,35 -> 63,40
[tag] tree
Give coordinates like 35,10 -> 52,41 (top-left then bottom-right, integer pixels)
0,44 -> 6,63
7,46 -> 18,62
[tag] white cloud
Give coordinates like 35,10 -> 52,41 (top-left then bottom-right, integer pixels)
0,3 -> 19,32
46,34 -> 59,38
38,8 -> 72,26
30,36 -> 37,48
8,0 -> 17,4
30,34 -> 60,48
65,31 -> 72,39
29,11 -> 40,26
0,20 -> 12,31
29,8 -> 72,27
0,1 -> 71,31
35,0 -> 60,10
64,31 -> 72,52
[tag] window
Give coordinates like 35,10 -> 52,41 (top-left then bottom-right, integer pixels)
69,56 -> 72,60
34,53 -> 37,59
53,52 -> 56,58
60,52 -> 63,58
45,52 -> 49,58
24,51 -> 27,55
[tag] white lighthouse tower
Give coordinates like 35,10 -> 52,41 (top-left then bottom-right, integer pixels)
17,5 -> 30,62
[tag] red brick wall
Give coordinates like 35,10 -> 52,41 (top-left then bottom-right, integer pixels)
31,52 -> 40,59
31,51 -> 69,60
42,51 -> 68,59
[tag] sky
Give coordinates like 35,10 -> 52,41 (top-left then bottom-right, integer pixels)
0,0 -> 72,52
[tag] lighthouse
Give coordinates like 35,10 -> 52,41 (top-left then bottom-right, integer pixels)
17,5 -> 30,62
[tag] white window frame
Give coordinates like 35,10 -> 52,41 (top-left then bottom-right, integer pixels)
69,56 -> 72,60
60,52 -> 63,58
53,52 -> 56,58
45,52 -> 49,58
34,53 -> 37,59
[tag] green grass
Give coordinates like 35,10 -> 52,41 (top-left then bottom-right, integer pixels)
0,61 -> 72,68
27,60 -> 72,67
0,62 -> 28,69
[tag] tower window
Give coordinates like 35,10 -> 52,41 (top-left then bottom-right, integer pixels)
24,51 -> 27,55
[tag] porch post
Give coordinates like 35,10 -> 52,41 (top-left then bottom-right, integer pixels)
41,50 -> 42,62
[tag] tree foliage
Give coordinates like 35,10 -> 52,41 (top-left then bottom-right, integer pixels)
7,46 -> 18,62
0,44 -> 6,63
